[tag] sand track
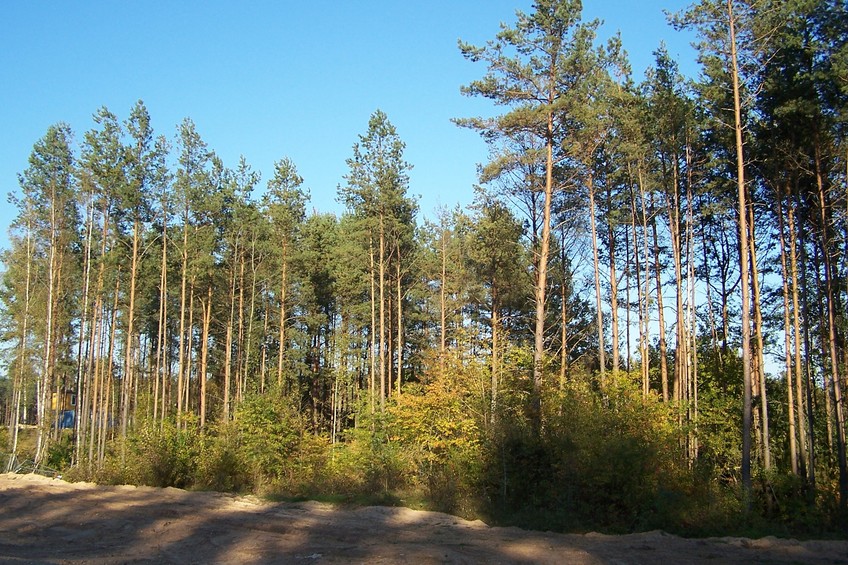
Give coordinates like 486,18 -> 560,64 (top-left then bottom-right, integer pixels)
1,473 -> 845,564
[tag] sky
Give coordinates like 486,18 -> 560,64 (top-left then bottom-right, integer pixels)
0,1 -> 698,249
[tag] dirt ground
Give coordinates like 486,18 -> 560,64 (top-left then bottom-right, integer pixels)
1,473 -> 846,564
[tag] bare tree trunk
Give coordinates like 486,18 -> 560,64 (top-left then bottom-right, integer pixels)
588,171 -> 605,386
559,228 -> 570,390
177,220 -> 189,422
8,218 -> 34,471
379,214 -> 387,412
607,185 -> 620,376
440,224 -> 448,374
224,246 -> 238,422
814,142 -> 848,509
637,166 -> 651,398
685,146 -> 699,461
74,200 -> 94,464
155,221 -> 169,425
492,292 -> 500,424
532,105 -> 555,419
396,256 -> 403,397
236,248 -> 246,406
121,220 -> 141,442
184,284 -> 195,419
200,285 -> 212,429
102,279 -> 120,463
277,241 -> 289,389
668,157 -> 686,405
369,237 -> 377,415
87,208 -> 110,465
748,199 -> 770,470
787,194 -> 810,483
243,240 -> 260,401
260,294 -> 270,394
35,182 -> 60,466
728,0 -> 754,502
776,189 -> 799,475
651,193 -> 669,402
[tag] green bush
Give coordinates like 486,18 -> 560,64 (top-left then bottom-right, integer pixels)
45,432 -> 74,471
234,391 -> 311,491
194,423 -> 251,492
120,419 -> 200,488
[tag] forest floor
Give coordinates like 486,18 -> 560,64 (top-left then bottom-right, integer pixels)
1,473 -> 846,564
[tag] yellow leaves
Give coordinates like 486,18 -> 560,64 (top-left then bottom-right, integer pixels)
384,366 -> 482,461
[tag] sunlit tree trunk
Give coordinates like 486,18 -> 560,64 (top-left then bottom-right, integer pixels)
177,216 -> 189,422
379,213 -> 387,411
727,0 -> 754,501
776,189 -> 799,475
199,285 -> 212,429
224,241 -> 238,422
74,198 -> 94,464
748,199 -> 770,470
636,167 -> 652,398
369,238 -> 377,415
155,220 -> 169,425
8,217 -> 34,471
813,141 -> 848,508
588,171 -> 605,385
651,193 -> 669,401
121,219 -> 141,442
34,182 -> 59,465
277,241 -> 288,389
787,194 -> 811,484
607,185 -> 620,376
396,255 -> 403,397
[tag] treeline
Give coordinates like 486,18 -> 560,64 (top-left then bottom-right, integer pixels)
2,0 -> 848,534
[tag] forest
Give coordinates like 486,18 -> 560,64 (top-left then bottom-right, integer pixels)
1,0 -> 847,536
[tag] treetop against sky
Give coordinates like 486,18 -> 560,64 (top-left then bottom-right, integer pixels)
0,1 -> 695,248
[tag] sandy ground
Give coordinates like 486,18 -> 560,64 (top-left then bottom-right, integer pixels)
1,473 -> 846,564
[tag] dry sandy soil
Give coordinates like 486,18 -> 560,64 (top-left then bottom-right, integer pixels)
1,473 -> 846,564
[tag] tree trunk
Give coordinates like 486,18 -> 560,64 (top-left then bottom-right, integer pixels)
748,198 -> 770,470
278,241 -> 288,389
200,285 -> 212,429
396,255 -> 403,397
8,218 -> 34,471
787,194 -> 811,483
155,220 -> 169,425
379,214 -> 387,411
588,171 -> 605,386
813,141 -> 848,509
74,200 -> 94,464
637,166 -> 651,398
35,180 -> 60,466
121,219 -> 141,442
607,185 -> 620,376
776,188 -> 799,476
492,289 -> 500,425
224,244 -> 238,422
532,103 -> 555,421
651,193 -> 669,401
370,236 -> 377,415
728,0 -> 754,502
177,219 -> 189,422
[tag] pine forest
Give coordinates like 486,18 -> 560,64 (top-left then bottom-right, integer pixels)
2,0 -> 847,536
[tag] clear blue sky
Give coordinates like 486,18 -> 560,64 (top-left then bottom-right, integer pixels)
0,1 -> 697,248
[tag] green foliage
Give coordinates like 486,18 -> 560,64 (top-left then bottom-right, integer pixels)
234,391 -> 306,487
118,418 -> 200,488
45,432 -> 74,471
478,376 -> 690,532
194,423 -> 251,493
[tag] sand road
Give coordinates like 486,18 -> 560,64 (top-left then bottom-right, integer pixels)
1,473 -> 846,564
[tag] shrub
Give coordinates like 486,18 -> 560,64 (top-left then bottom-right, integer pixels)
120,418 -> 200,488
